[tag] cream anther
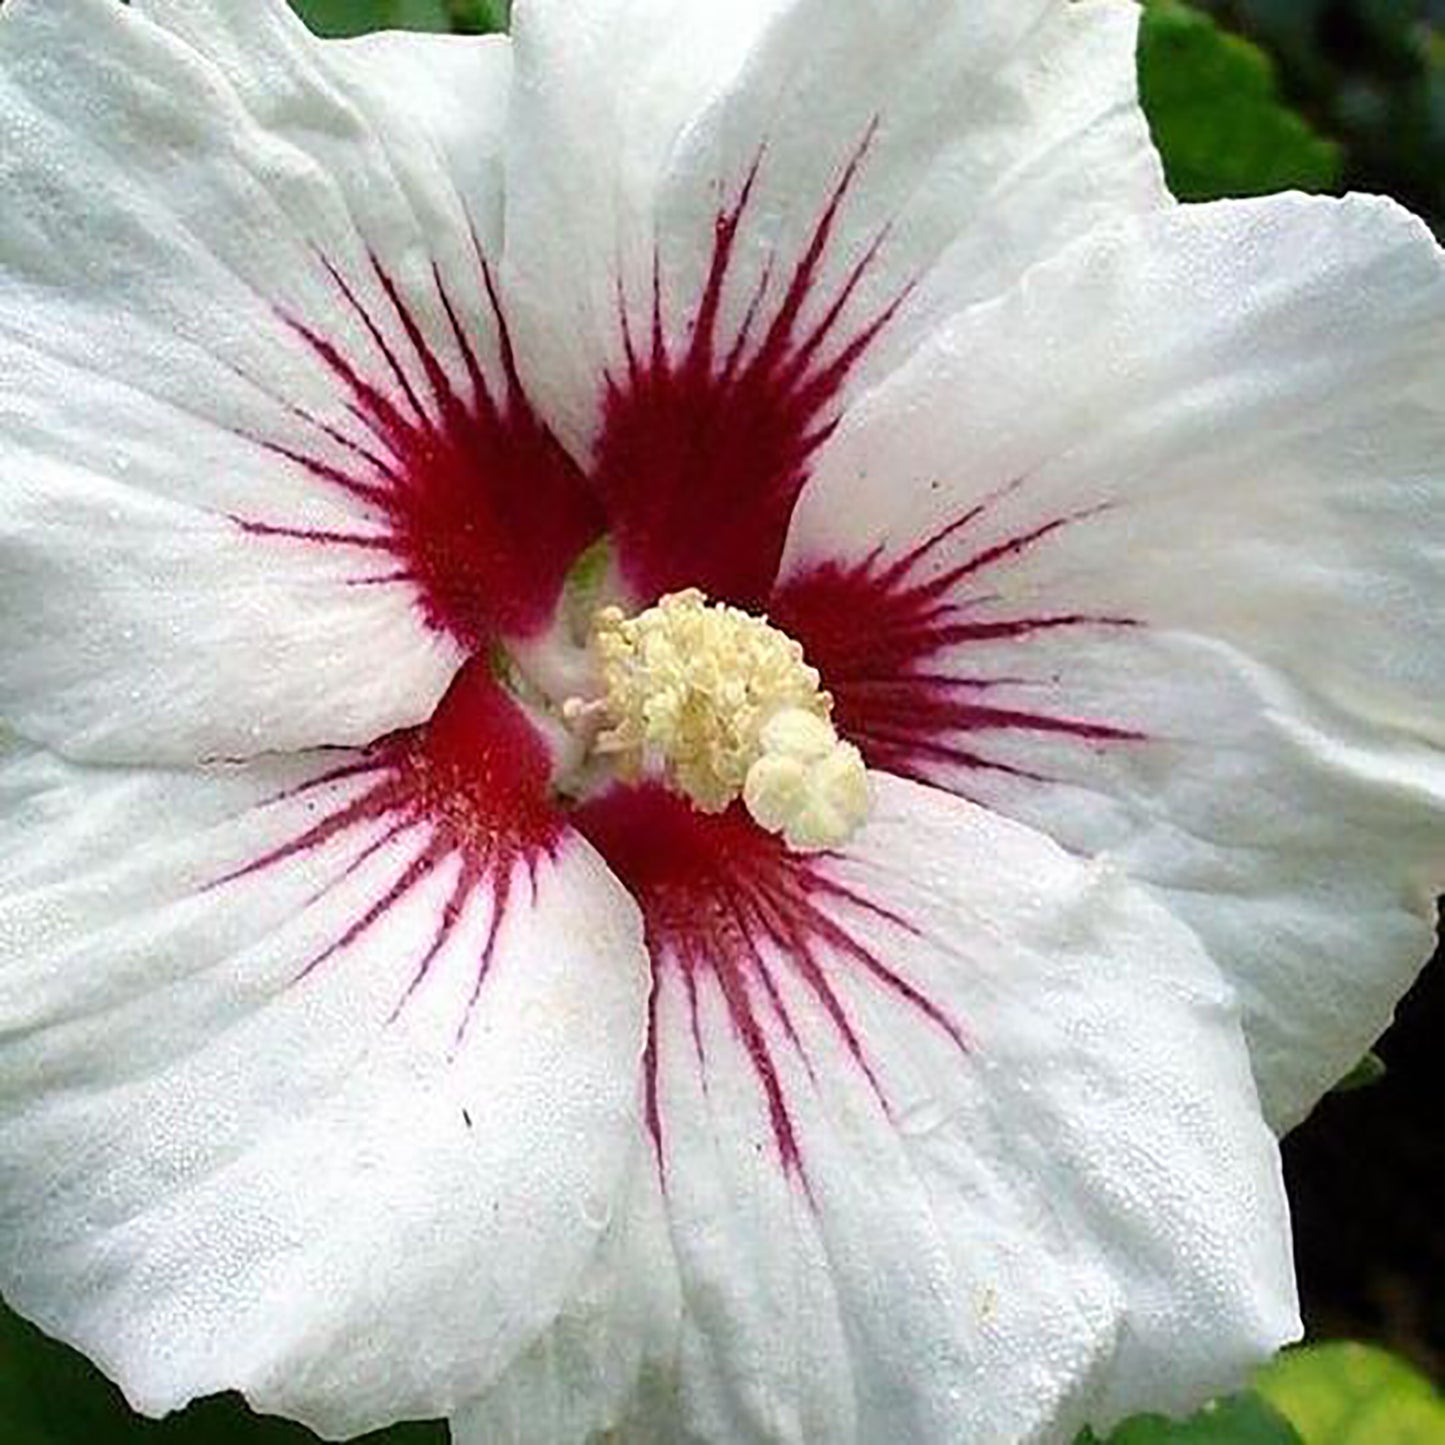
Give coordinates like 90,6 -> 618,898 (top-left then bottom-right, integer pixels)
742,707 -> 869,851
587,589 -> 869,850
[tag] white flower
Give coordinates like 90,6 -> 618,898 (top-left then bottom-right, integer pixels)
0,1 -> 1441,1443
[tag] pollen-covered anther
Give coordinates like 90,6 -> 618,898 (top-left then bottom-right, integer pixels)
587,589 -> 869,850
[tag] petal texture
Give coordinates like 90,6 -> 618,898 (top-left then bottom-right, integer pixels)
504,0 -> 1165,609
0,0 -> 597,765
776,194 -> 1445,1129
559,778 -> 1297,1445
450,1166 -> 681,1445
0,668 -> 649,1436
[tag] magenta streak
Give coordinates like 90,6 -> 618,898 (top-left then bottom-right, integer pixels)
345,571 -> 419,589
323,257 -> 431,430
210,764 -> 399,889
450,863 -> 523,1049
388,852 -> 476,1018
209,665 -> 561,1045
744,884 -> 863,1093
595,121 -> 911,611
808,877 -> 968,1054
367,258 -> 458,428
732,892 -> 811,1066
309,817 -> 422,911
750,955 -> 816,1088
289,403 -> 394,478
577,786 -> 966,1183
234,519 -> 392,550
297,838 -> 450,983
705,913 -> 804,1176
642,979 -> 664,1169
260,437 -> 394,507
774,496 -> 1143,786
237,243 -> 601,646
288,316 -> 416,455
681,958 -> 709,1080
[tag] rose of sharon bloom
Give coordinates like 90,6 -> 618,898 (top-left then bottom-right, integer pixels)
0,0 -> 1442,1440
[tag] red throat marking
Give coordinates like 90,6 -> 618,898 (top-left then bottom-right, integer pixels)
208,147 -> 1144,1181
576,786 -> 966,1180
218,663 -> 561,1046
592,127 -> 909,612
773,496 -> 1142,790
243,248 -> 602,647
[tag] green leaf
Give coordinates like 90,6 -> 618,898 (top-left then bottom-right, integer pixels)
1138,1 -> 1343,201
446,0 -> 510,32
1256,1342 -> 1445,1445
0,1301 -> 445,1445
289,0 -> 451,37
1331,1049 -> 1387,1093
1075,1393 -> 1302,1445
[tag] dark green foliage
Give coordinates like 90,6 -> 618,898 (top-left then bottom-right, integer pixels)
289,1 -> 450,37
288,0 -> 506,36
1255,1342 -> 1445,1443
445,0 -> 510,33
1331,1049 -> 1388,1092
1198,0 -> 1445,229
1139,1 -> 1343,199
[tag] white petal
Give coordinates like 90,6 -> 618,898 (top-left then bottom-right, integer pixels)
450,1166 -> 681,1445
776,193 -> 1445,1129
503,0 -> 1165,606
559,779 -> 1296,1444
138,2 -> 511,226
0,0 -> 597,764
0,670 -> 649,1436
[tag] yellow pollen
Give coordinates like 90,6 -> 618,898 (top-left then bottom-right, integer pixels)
586,589 -> 869,850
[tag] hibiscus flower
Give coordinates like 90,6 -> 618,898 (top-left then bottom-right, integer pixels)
1,1 -> 1441,1442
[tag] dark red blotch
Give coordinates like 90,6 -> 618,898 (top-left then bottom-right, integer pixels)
591,131 -> 907,613
222,662 -> 560,1044
251,251 -> 602,647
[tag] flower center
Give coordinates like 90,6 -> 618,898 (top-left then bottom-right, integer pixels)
564,589 -> 869,851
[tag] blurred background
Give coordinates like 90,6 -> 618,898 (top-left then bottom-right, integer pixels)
0,1 -> 1441,1442
1175,0 -> 1445,229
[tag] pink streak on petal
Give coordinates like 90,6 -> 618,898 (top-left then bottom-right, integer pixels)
576,785 -> 965,1181
594,125 -> 910,612
773,500 -> 1143,788
245,248 -> 603,646
214,661 -> 563,1043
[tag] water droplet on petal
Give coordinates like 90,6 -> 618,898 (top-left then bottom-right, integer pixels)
897,1097 -> 949,1138
579,1189 -> 612,1230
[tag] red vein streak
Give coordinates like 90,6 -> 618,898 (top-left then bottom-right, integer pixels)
243,249 -> 602,647
576,785 -> 965,1182
213,662 -> 563,1045
593,125 -> 910,612
773,502 -> 1143,787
